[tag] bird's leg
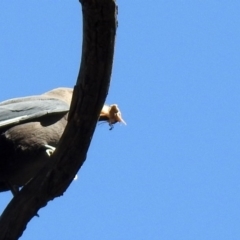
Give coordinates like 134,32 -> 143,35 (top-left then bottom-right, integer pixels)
100,104 -> 126,129
44,144 -> 78,180
44,144 -> 56,156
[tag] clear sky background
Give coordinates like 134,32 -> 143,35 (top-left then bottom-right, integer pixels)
0,1 -> 240,239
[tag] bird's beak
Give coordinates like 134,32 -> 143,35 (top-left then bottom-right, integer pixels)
115,111 -> 126,125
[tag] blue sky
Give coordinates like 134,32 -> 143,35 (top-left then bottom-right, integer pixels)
1,1 -> 240,239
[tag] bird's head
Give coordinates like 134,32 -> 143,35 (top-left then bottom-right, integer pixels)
100,104 -> 126,129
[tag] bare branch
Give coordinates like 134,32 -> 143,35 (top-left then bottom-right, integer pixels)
0,0 -> 117,239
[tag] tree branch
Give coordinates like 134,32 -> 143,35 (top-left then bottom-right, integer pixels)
0,0 -> 117,239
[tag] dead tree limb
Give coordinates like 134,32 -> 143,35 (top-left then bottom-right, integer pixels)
0,0 -> 117,239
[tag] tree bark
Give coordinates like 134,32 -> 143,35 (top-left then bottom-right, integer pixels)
0,0 -> 117,239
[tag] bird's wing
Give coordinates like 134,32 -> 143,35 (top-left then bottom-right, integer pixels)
0,96 -> 69,128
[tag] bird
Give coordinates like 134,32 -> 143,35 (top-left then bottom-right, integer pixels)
0,87 -> 125,193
